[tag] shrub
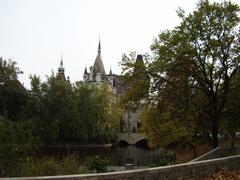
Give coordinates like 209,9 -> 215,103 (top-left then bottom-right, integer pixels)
85,155 -> 109,173
0,118 -> 39,177
61,154 -> 80,174
152,150 -> 176,167
19,155 -> 81,177
20,157 -> 61,176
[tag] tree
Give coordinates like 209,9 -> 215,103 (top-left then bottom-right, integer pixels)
150,0 -> 240,148
0,58 -> 27,120
0,117 -> 38,177
120,52 -> 150,111
46,74 -> 78,142
73,83 -> 117,143
141,72 -> 206,156
221,70 -> 240,135
25,75 -> 61,143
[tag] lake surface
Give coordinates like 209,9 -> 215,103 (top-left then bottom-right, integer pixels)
40,144 -> 164,166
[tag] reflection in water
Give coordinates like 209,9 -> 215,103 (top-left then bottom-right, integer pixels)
109,145 -> 163,166
41,144 -> 163,166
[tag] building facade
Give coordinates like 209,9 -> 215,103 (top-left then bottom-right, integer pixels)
58,41 -> 144,133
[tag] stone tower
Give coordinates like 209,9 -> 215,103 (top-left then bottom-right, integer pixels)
83,40 -> 111,85
57,54 -> 65,80
82,41 -> 146,133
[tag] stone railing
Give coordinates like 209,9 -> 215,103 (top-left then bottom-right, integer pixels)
3,155 -> 240,180
191,146 -> 240,162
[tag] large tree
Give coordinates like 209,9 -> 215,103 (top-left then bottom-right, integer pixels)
73,83 -> 117,143
221,70 -> 240,136
0,58 -> 27,121
150,0 -> 240,148
120,52 -> 150,109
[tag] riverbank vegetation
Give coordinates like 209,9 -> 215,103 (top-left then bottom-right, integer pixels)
0,58 -> 121,176
0,58 -> 119,145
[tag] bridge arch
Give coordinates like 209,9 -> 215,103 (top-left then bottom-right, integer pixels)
117,133 -> 146,145
135,139 -> 148,147
118,140 -> 129,146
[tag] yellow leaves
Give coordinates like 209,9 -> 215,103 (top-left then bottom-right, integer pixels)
141,104 -> 197,149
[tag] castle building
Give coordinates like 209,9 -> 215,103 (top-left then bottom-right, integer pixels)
83,41 -> 116,91
57,40 -> 144,133
82,41 -> 143,133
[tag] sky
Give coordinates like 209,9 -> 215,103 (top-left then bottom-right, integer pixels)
0,0 -> 239,88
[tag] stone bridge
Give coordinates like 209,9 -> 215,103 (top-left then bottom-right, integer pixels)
117,133 -> 146,145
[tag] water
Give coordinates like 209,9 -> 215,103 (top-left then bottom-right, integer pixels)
40,144 -> 164,166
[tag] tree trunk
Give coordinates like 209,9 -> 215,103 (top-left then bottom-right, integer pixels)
212,117 -> 219,148
192,144 -> 197,158
210,93 -> 219,148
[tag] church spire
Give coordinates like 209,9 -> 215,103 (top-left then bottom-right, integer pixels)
60,53 -> 63,67
98,38 -> 101,54
93,40 -> 106,78
58,54 -> 65,78
109,66 -> 112,75
84,66 -> 88,74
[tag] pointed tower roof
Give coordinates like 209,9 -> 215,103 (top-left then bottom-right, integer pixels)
133,54 -> 150,82
134,54 -> 145,72
136,54 -> 143,63
57,54 -> 65,80
98,40 -> 101,54
84,66 -> 88,74
109,68 -> 112,75
93,40 -> 106,75
60,54 -> 63,66
58,54 -> 65,73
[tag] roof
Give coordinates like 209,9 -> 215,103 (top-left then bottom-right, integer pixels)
93,53 -> 106,75
84,67 -> 88,74
92,40 -> 107,80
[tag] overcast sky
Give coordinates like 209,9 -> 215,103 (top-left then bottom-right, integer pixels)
0,0 -> 239,88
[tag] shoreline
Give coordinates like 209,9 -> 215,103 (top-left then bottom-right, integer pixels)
40,144 -> 113,148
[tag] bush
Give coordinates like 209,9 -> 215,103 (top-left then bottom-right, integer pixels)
152,150 -> 176,167
20,157 -> 60,176
61,154 -> 80,174
19,154 -> 81,177
85,155 -> 109,173
0,118 -> 39,177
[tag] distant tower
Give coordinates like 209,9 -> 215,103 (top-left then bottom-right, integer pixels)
108,67 -> 114,86
83,40 -> 116,87
58,54 -> 65,79
93,39 -> 106,76
98,39 -> 101,54
109,67 -> 112,76
83,66 -> 89,82
85,40 -> 106,83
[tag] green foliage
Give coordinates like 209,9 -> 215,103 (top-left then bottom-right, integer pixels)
73,83 -> 117,143
0,58 -> 27,120
19,155 -> 81,177
85,155 -> 109,173
0,57 -> 22,83
141,105 -> 197,149
60,154 -> 81,174
137,0 -> 240,148
24,158 -> 61,176
221,71 -> 240,134
0,57 -> 120,177
0,117 -> 39,177
23,74 -> 118,144
120,52 -> 150,109
152,151 -> 176,167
